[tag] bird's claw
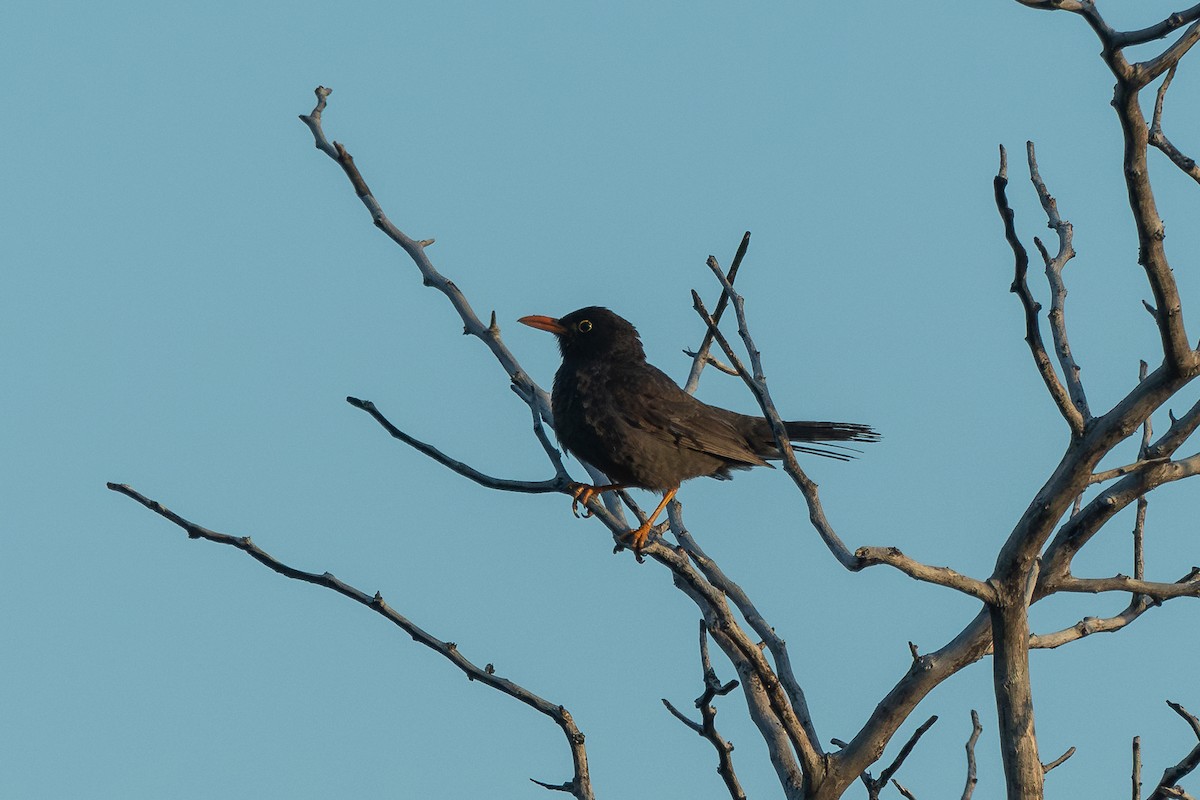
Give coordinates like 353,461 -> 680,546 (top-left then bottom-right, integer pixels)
618,523 -> 653,558
568,483 -> 598,518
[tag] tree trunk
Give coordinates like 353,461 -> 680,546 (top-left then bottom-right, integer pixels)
991,595 -> 1043,799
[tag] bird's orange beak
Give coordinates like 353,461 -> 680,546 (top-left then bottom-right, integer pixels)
518,315 -> 567,335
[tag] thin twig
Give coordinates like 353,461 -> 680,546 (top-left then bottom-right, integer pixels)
106,482 -> 594,800
1042,745 -> 1076,773
855,546 -> 997,603
1148,65 -> 1200,184
1089,457 -> 1169,485
684,232 -> 751,394
658,622 -> 746,800
682,348 -> 740,377
1149,701 -> 1200,800
963,710 -> 982,800
1027,141 -> 1089,420
690,289 -> 859,570
299,87 -> 563,430
1136,736 -> 1144,800
1049,571 -> 1200,600
346,396 -> 567,494
860,715 -> 938,798
1135,360 -> 1154,593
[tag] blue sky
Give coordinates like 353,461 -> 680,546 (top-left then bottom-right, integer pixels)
4,2 -> 1199,797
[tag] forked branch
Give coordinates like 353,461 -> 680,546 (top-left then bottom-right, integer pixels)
993,144 -> 1086,437
684,234 -> 751,394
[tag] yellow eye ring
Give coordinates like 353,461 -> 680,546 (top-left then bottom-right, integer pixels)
577,320 -> 592,333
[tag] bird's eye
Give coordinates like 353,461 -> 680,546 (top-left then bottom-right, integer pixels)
577,320 -> 592,333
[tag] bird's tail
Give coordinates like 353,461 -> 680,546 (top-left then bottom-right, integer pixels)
781,420 -> 881,461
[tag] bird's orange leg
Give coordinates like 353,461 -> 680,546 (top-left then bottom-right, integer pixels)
567,482 -> 625,518
622,487 -> 678,554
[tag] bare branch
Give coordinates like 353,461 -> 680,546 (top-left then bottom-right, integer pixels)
298,87 -> 552,419
682,348 -> 740,377
1170,701 -> 1200,741
1134,20 -> 1200,88
862,715 -> 938,798
994,144 -> 1086,437
1027,141 -> 1089,420
1149,701 -> 1200,800
684,232 -> 751,395
1032,564 -> 1200,652
1112,6 -> 1200,49
1040,453 -> 1200,579
344,392 -> 647,552
1137,736 -> 1144,800
1049,570 -> 1200,601
670,576 -> 806,797
964,710 -> 983,800
346,396 -> 568,495
1014,0 -> 1200,374
1042,746 -> 1076,773
1148,396 -> 1200,460
667,505 -> 822,756
690,289 -> 860,570
855,546 -> 998,603
661,623 -> 745,800
1010,1 -> 1086,13
1089,457 -> 1170,485
1149,65 -> 1200,184
1110,84 -> 1195,372
106,482 -> 594,800
662,698 -> 704,734
1031,596 -> 1156,650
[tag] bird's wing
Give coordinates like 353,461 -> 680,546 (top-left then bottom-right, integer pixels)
616,364 -> 769,468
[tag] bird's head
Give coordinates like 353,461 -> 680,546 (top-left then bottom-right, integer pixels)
519,306 -> 647,363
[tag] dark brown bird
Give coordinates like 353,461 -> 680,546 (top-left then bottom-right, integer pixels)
520,306 -> 879,553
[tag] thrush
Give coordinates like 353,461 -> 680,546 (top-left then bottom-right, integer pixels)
519,306 -> 879,554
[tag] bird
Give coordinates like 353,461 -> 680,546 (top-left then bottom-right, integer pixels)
519,306 -> 879,554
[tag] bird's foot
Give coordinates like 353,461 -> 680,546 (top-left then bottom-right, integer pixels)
618,522 -> 654,558
568,483 -> 601,518
567,482 -> 625,518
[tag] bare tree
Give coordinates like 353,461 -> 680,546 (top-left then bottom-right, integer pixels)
108,3 -> 1200,798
